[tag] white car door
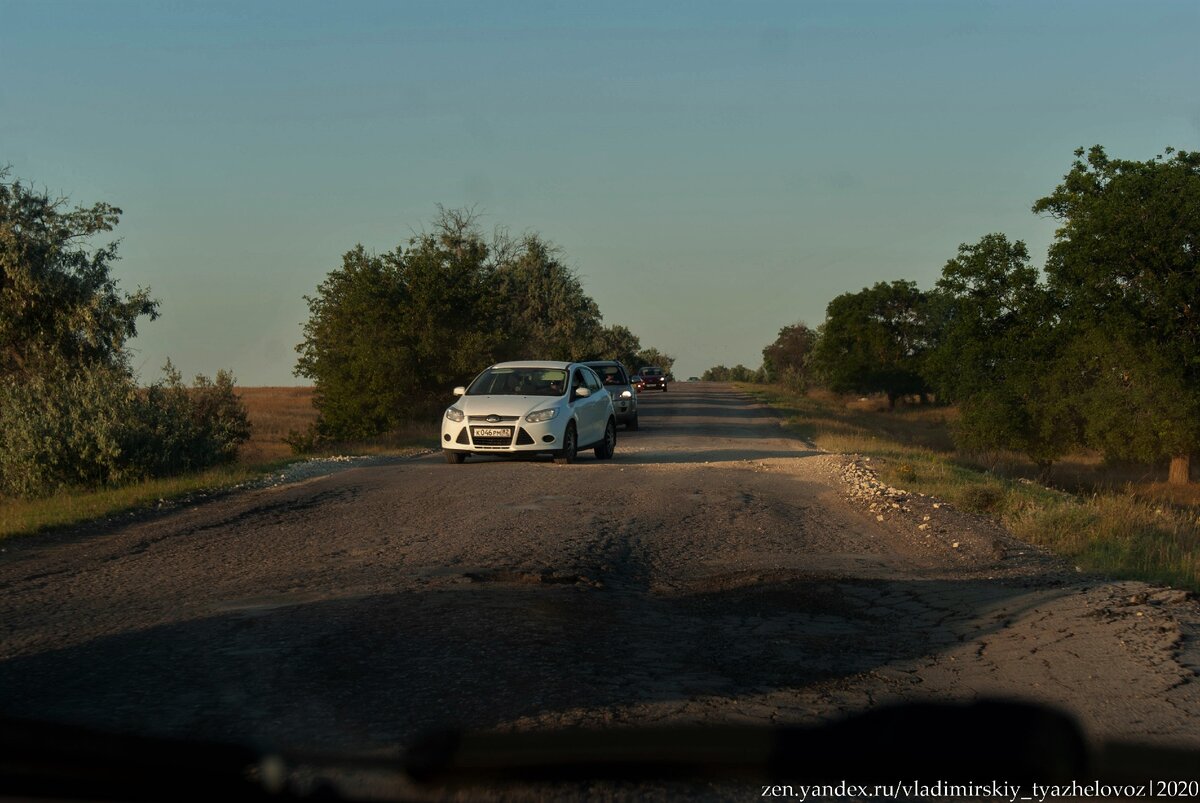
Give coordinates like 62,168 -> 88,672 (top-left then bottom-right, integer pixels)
582,367 -> 608,444
571,364 -> 604,441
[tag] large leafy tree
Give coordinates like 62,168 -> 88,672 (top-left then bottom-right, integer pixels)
295,210 -> 626,442
811,280 -> 931,409
926,234 -> 1077,478
493,233 -> 603,361
1033,146 -> 1200,484
295,216 -> 498,439
591,323 -> 642,367
0,168 -> 157,378
0,170 -> 247,496
761,322 -> 817,389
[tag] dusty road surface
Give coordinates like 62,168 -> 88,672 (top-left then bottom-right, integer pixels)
2,383 -> 1199,795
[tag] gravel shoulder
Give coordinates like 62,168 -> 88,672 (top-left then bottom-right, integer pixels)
1,383 -> 1197,776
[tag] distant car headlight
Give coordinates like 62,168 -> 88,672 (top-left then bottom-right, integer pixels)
621,390 -> 632,398
525,407 -> 558,423
445,407 -> 465,422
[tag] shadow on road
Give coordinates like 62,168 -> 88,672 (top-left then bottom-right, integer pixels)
0,572 -> 1066,752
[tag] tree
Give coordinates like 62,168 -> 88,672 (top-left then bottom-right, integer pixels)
294,210 -> 622,443
702,364 -> 758,382
761,322 -> 818,389
492,233 -> 602,360
295,218 -> 498,440
0,168 -> 157,378
635,347 -> 675,375
925,234 -> 1077,479
810,280 -> 931,409
591,323 -> 641,367
1033,146 -> 1200,483
0,170 -> 248,496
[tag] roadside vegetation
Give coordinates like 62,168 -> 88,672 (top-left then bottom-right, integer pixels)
744,384 -> 1200,592
713,145 -> 1200,487
0,169 -> 253,503
292,207 -> 674,450
706,144 -> 1200,590
0,386 -> 435,541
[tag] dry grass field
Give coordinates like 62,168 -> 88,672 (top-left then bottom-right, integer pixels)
235,386 -> 439,461
234,386 -> 320,463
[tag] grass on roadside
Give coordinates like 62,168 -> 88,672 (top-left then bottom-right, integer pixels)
0,461 -> 291,541
1,387 -> 438,542
743,383 -> 1200,591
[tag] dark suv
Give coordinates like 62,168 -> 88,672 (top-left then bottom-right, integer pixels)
639,365 -> 667,392
583,360 -> 639,430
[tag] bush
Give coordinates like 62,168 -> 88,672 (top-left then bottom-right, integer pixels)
0,364 -> 138,496
126,364 -> 251,476
0,362 -> 250,498
957,484 -> 1006,514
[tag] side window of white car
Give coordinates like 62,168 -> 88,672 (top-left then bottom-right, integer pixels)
584,367 -> 603,393
572,370 -> 587,395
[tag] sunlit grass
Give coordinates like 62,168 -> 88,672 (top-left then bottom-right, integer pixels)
743,383 -> 1200,591
0,462 -> 287,541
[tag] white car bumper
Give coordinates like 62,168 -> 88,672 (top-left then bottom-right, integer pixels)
441,416 -> 565,455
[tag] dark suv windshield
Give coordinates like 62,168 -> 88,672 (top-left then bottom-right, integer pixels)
589,364 -> 628,386
466,367 -> 567,396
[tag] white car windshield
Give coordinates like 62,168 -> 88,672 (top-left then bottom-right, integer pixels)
466,367 -> 568,397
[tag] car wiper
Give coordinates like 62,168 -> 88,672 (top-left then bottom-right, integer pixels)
3,700 -> 1197,801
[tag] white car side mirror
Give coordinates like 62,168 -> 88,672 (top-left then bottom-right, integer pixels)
453,386 -> 466,396
575,386 -> 591,398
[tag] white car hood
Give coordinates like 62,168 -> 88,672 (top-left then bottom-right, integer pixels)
454,394 -> 563,418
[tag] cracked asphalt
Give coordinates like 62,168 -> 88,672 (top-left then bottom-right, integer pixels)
1,383 -> 1198,792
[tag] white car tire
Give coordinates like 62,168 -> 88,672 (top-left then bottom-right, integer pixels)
594,419 -> 616,460
554,424 -> 577,464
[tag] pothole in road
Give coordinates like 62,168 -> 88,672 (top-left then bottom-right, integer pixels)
463,569 -> 604,589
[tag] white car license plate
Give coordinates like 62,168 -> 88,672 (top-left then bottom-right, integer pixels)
473,427 -> 512,438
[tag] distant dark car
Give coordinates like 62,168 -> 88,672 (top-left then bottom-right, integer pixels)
688,377 -> 699,381
640,366 -> 667,392
583,360 -> 639,430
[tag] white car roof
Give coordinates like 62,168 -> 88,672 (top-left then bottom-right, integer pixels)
489,360 -> 574,370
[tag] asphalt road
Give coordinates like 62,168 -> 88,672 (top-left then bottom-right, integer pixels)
2,383 -> 1198,791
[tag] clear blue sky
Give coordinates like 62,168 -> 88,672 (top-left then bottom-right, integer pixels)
3,1 -> 1197,384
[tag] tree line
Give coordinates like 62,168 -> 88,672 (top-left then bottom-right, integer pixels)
0,169 -> 250,498
292,208 -> 674,446
706,146 -> 1200,485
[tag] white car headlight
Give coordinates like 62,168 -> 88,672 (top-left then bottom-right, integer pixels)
525,407 -> 558,423
445,406 -> 465,422
621,390 -> 632,398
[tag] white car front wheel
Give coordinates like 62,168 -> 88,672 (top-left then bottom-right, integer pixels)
554,423 -> 577,464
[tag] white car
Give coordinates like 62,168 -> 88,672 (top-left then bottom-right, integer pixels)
441,361 -> 617,464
